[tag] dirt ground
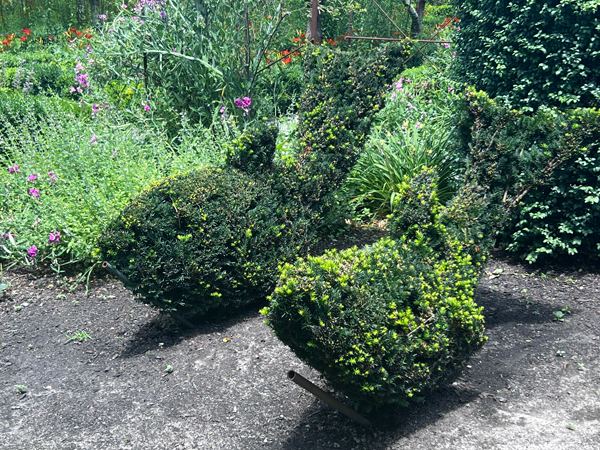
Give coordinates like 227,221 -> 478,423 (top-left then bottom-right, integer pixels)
1,243 -> 599,450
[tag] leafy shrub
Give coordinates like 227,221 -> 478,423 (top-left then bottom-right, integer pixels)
264,169 -> 488,411
454,0 -> 600,109
0,51 -> 76,97
455,89 -> 600,262
502,110 -> 600,262
98,166 -> 314,318
99,44 -> 409,319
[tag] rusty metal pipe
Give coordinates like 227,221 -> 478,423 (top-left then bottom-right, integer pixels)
287,371 -> 372,427
102,261 -> 132,286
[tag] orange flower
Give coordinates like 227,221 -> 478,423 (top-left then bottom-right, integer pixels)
21,28 -> 31,35
2,40 -> 9,46
85,34 -> 92,39
6,33 -> 16,40
76,30 -> 83,37
69,27 -> 77,33
293,37 -> 300,42
19,36 -> 27,42
282,57 -> 291,65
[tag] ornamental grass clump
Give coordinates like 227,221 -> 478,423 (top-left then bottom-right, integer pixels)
98,44 -> 409,320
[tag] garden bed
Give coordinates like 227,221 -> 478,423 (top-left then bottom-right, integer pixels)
0,248 -> 599,449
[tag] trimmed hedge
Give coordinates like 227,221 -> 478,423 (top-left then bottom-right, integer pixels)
99,44 -> 409,319
98,166 -> 313,318
454,0 -> 600,109
456,89 -> 600,262
264,170 -> 488,410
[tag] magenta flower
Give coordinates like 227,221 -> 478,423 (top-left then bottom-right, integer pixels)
48,231 -> 61,244
27,174 -> 37,182
144,104 -> 150,111
8,165 -> 20,173
234,97 -> 252,116
29,188 -> 40,198
48,171 -> 56,180
27,246 -> 37,259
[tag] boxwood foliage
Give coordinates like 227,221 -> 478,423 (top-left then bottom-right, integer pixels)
98,44 -> 409,320
98,166 -> 313,318
264,169 -> 489,410
454,0 -> 600,109
456,89 -> 600,262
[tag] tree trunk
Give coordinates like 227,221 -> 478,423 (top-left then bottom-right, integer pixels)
89,0 -> 99,26
402,0 -> 425,39
306,0 -> 322,43
77,0 -> 86,26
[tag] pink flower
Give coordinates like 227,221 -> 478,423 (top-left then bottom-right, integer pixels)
444,43 -> 450,49
8,165 -> 20,173
48,231 -> 61,244
415,122 -> 421,128
27,174 -> 37,182
69,87 -> 76,93
121,3 -> 127,7
144,104 -> 150,111
48,171 -> 56,180
27,246 -> 37,259
29,188 -> 40,198
407,102 -> 413,108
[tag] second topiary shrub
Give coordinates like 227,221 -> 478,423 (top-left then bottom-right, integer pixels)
264,170 -> 488,410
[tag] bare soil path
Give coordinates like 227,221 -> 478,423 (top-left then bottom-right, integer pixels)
1,250 -> 599,450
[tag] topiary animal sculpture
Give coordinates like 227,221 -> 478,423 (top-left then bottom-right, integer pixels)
98,44 -> 409,321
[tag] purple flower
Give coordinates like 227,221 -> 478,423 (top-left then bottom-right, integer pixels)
48,171 -> 56,180
29,188 -> 40,198
160,10 -> 167,19
27,246 -> 37,259
27,174 -> 37,182
92,104 -> 100,116
98,14 -> 108,20
234,97 -> 252,116
49,231 -> 61,244
448,87 -> 455,93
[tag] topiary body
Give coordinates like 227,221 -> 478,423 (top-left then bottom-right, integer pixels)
264,169 -> 489,410
98,44 -> 409,320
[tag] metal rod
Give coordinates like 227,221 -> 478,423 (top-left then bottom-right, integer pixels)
102,261 -> 132,286
370,0 -> 439,71
345,36 -> 452,44
287,371 -> 372,427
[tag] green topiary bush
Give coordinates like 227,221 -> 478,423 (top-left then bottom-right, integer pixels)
99,44 -> 409,320
455,89 -> 600,262
98,166 -> 314,318
454,0 -> 600,110
264,170 -> 488,410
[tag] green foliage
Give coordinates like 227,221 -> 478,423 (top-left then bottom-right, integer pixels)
98,165 -> 314,318
0,91 -> 229,269
98,44 -> 407,319
454,0 -> 600,109
96,0 -> 294,127
264,169 -> 488,411
345,120 -> 454,218
293,44 -> 410,217
338,58 -> 461,220
455,88 -> 599,262
0,51 -> 76,98
503,109 -> 600,262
